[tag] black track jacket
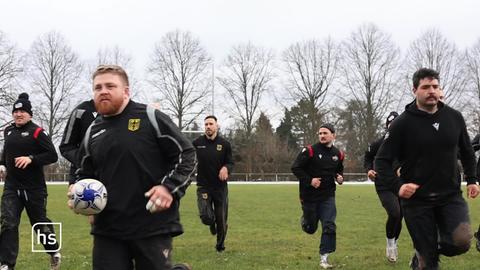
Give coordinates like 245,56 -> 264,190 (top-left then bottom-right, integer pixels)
364,135 -> 400,192
59,99 -> 96,184
0,121 -> 58,189
375,101 -> 477,201
77,101 -> 197,239
193,135 -> 234,189
291,143 -> 344,202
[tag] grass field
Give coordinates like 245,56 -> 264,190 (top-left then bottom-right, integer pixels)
7,184 -> 480,269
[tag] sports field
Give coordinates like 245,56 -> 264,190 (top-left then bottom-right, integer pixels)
8,184 -> 480,269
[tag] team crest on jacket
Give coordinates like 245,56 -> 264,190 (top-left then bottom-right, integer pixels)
318,154 -> 322,159
217,144 -> 223,151
432,122 -> 440,131
21,132 -> 29,137
128,119 -> 141,131
332,155 -> 338,161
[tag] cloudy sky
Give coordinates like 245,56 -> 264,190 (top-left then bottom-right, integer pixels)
1,0 -> 479,127
1,0 -> 478,66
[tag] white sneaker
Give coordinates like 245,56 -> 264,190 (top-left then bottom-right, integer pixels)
386,238 -> 398,262
320,254 -> 333,269
50,252 -> 61,270
0,265 -> 10,270
386,246 -> 398,262
319,261 -> 333,269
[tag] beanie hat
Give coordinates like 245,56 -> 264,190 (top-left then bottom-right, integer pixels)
12,93 -> 33,116
386,111 -> 399,128
319,123 -> 335,134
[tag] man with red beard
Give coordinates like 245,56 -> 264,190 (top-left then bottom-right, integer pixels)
73,65 -> 195,270
375,68 -> 479,270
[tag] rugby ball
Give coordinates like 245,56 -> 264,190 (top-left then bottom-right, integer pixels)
72,178 -> 108,215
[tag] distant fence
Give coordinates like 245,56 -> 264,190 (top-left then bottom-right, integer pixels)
38,172 -> 369,183
2,172 -> 468,184
228,172 -> 367,182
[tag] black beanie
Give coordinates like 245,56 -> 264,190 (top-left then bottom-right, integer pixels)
385,111 -> 399,128
12,93 -> 33,116
319,123 -> 335,134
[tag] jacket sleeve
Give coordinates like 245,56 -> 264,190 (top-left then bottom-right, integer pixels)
31,129 -> 58,166
457,114 -> 478,185
363,140 -> 378,172
0,147 -> 5,166
374,123 -> 402,194
150,108 -> 197,199
0,130 -> 5,165
291,147 -> 312,186
223,140 -> 234,174
477,158 -> 480,180
472,134 -> 480,152
337,150 -> 345,176
74,125 -> 97,185
59,107 -> 87,165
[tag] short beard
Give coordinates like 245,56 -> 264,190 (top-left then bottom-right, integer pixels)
95,99 -> 123,116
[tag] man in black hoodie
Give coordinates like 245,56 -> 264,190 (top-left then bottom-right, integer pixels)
292,123 -> 344,269
0,93 -> 60,270
375,68 -> 479,270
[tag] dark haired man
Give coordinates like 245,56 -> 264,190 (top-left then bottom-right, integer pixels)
193,115 -> 234,252
375,68 -> 479,269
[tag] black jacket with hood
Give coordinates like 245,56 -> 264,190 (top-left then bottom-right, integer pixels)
375,100 -> 477,202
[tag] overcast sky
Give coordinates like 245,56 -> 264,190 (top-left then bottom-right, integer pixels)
1,0 -> 479,67
1,0 -> 479,127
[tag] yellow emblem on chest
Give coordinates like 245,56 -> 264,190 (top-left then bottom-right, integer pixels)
128,119 -> 141,131
217,144 -> 222,151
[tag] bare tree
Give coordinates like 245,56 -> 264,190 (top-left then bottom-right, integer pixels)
26,31 -> 83,141
147,30 -> 212,129
87,46 -> 143,100
340,23 -> 401,146
282,38 -> 340,107
405,29 -> 467,108
282,38 -> 340,143
465,38 -> 480,133
0,31 -> 23,125
217,42 -> 275,139
217,42 -> 275,173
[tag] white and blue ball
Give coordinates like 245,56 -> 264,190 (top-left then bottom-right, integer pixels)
72,178 -> 108,215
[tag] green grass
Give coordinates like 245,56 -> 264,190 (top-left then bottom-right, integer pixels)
6,184 -> 480,269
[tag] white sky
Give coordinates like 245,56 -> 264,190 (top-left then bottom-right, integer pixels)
2,0 -> 479,66
1,0 -> 479,127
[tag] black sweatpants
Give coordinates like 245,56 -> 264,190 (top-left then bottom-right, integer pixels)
0,187 -> 58,268
196,185 -> 228,250
377,190 -> 403,240
402,194 -> 472,269
93,234 -> 173,270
